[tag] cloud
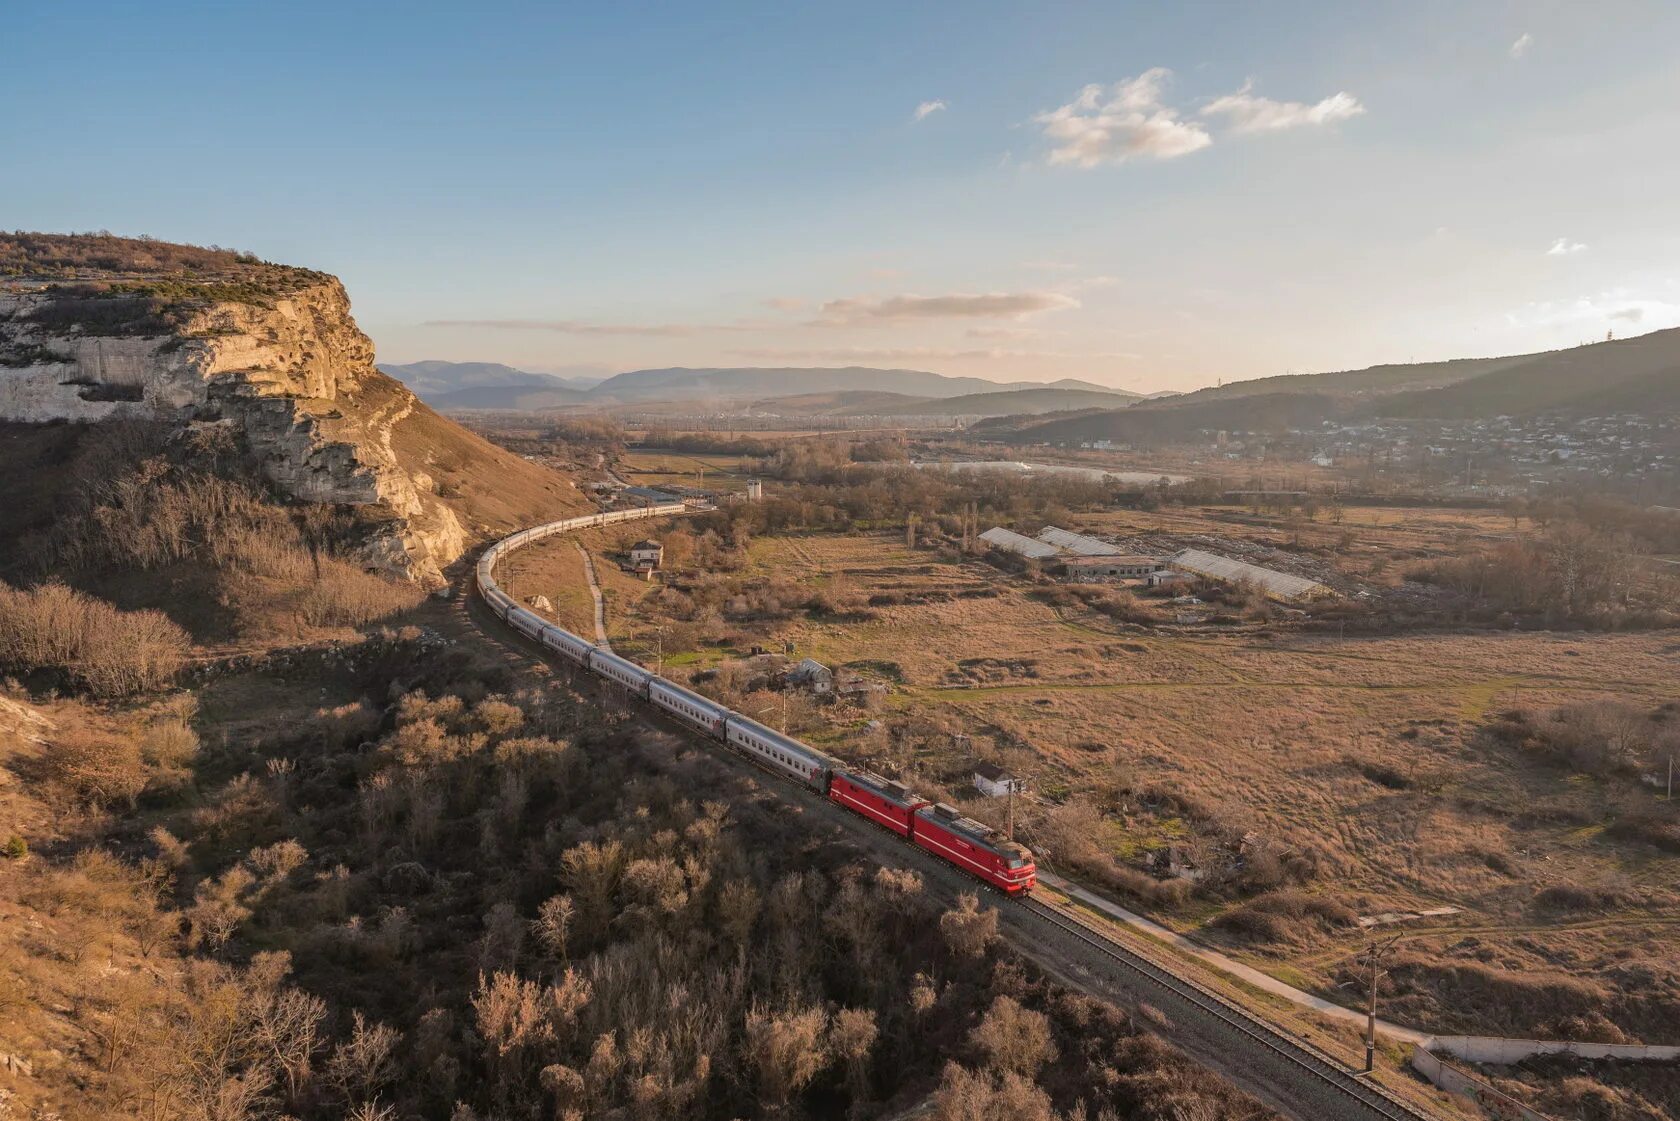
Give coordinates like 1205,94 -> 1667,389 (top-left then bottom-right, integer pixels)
1546,237 -> 1587,256
762,297 -> 805,312
1036,69 -> 1213,167
913,99 -> 947,122
423,318 -> 750,337
1021,259 -> 1078,271
1199,83 -> 1365,133
1506,287 -> 1680,333
815,291 -> 1080,324
1510,32 -> 1533,59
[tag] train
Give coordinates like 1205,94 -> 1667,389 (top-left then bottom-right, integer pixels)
475,504 -> 1037,894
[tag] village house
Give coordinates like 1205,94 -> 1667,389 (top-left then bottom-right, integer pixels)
628,540 -> 664,572
972,762 -> 1025,799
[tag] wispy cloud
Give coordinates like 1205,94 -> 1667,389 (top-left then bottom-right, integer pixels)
1036,69 -> 1213,167
762,297 -> 805,312
815,291 -> 1080,324
1506,287 -> 1680,332
1510,32 -> 1533,59
1199,83 -> 1365,133
423,318 -> 752,337
1546,237 -> 1587,256
913,99 -> 947,122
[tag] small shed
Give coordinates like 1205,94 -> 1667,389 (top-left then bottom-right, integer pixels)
628,540 -> 664,571
786,658 -> 834,695
973,762 -> 1025,799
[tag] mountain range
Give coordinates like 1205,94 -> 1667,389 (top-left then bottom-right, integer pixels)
986,326 -> 1680,445
380,361 -> 1140,413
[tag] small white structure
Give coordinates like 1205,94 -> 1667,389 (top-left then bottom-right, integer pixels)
978,526 -> 1060,560
628,540 -> 664,571
746,478 -> 764,502
973,762 -> 1025,799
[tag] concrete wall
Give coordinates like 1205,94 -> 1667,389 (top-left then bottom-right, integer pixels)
1410,1048 -> 1545,1121
1428,1035 -> 1680,1064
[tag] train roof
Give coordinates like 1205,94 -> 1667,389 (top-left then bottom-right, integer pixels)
649,676 -> 725,708
839,769 -> 926,807
916,803 -> 1033,862
727,714 -> 838,769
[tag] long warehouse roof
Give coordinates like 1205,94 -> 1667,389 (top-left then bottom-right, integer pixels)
978,526 -> 1060,559
1169,548 -> 1329,601
1036,526 -> 1116,556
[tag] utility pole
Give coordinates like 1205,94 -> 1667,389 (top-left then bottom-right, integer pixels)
1358,936 -> 1401,1073
1005,780 -> 1016,841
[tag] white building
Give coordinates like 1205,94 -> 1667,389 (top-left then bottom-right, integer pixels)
973,762 -> 1025,799
628,540 -> 664,570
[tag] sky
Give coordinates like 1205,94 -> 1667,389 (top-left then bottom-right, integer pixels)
5,1 -> 1680,392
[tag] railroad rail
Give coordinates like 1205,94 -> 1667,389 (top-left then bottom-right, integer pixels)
1017,896 -> 1438,1121
467,503 -> 1447,1121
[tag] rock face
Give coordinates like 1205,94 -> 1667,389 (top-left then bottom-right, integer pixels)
0,278 -> 467,585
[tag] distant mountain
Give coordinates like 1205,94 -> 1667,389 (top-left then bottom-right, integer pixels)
1378,327 -> 1680,418
379,360 -> 602,408
995,326 -> 1680,445
738,385 -> 1139,419
871,386 -> 1141,417
587,366 -> 1140,403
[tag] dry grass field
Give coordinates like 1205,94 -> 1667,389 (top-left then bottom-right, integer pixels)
506,502 -> 1680,1072
617,448 -> 757,494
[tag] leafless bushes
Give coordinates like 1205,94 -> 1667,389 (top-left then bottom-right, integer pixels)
44,460 -> 422,639
1487,700 -> 1677,780
1213,891 -> 1358,946
0,580 -> 188,696
1407,522 -> 1659,624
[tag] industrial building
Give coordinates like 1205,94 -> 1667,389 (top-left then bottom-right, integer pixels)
1168,548 -> 1330,602
978,526 -> 1061,560
1061,555 -> 1163,579
1035,526 -> 1118,556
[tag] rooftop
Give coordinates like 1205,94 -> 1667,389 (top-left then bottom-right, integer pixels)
978,526 -> 1060,559
1169,548 -> 1329,602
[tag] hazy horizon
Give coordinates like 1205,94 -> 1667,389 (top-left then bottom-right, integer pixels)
8,2 -> 1679,393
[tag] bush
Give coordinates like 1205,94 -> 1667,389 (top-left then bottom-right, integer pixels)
0,581 -> 189,696
2,834 -> 26,860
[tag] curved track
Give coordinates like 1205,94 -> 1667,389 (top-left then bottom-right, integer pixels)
468,505 -> 1448,1121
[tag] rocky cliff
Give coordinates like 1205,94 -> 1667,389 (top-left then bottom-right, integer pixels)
0,235 -> 581,585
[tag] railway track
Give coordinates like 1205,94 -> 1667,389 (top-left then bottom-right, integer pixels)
1015,896 -> 1438,1121
463,513 -> 1450,1121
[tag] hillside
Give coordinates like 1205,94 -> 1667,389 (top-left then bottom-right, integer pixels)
1380,326 -> 1680,418
1000,326 -> 1680,444
874,385 -> 1139,417
1167,353 -> 1533,406
0,233 -> 586,585
741,389 -> 933,415
997,391 -> 1345,445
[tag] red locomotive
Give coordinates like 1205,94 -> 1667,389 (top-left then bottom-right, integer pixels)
827,770 -> 1036,893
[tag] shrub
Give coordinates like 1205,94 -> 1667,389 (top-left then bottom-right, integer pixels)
0,581 -> 189,696
2,834 -> 26,860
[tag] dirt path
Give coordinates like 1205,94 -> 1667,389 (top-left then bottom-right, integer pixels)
575,543 -> 611,648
